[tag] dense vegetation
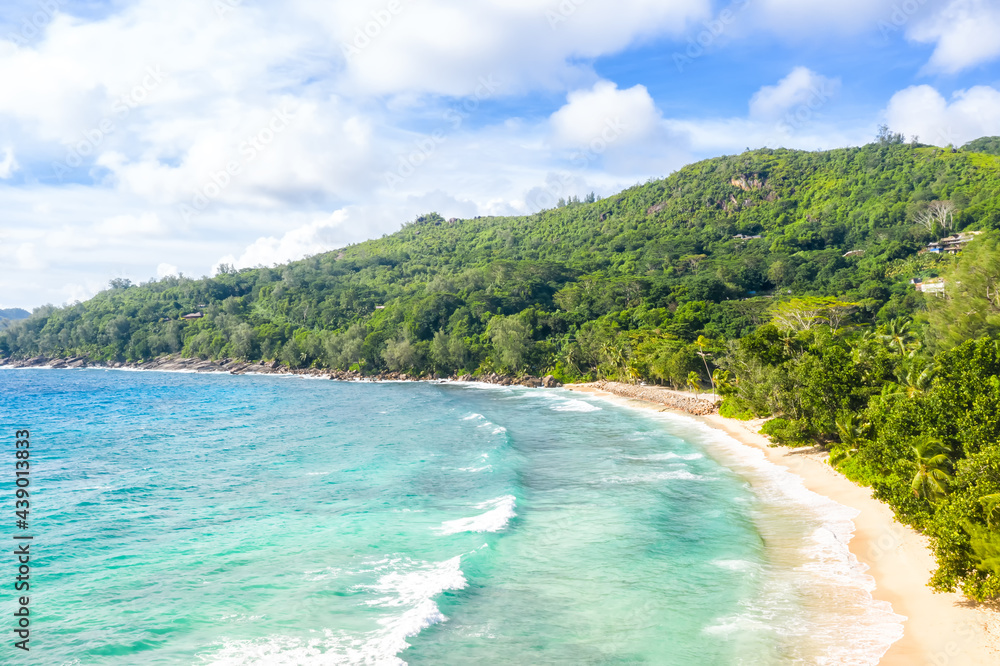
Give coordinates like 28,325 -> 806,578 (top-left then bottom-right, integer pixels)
6,137 -> 1000,599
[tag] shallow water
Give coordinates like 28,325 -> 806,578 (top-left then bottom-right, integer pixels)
0,370 -> 902,664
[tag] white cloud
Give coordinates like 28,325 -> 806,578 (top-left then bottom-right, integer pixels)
216,212 -> 349,271
550,80 -> 661,148
0,148 -> 18,178
884,84 -> 1000,146
95,212 -> 163,237
62,280 -> 105,306
316,0 -> 712,96
16,242 -> 44,270
156,262 -> 178,278
908,0 -> 1000,73
747,0 -> 1000,74
749,67 -> 840,120
751,0 -> 902,35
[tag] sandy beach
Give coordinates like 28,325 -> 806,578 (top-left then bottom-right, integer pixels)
566,382 -> 1000,666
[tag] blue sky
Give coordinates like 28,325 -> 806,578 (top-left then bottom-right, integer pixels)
2,0 -> 1000,309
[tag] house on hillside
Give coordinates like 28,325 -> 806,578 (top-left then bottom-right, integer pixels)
182,312 -> 204,320
927,231 -> 982,255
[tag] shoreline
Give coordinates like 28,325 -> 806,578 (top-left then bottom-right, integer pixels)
0,355 -> 562,387
567,381 -> 999,665
7,363 -> 998,661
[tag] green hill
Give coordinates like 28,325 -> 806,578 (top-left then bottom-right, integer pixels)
0,307 -> 30,330
4,140 -> 1000,374
962,136 -> 1000,156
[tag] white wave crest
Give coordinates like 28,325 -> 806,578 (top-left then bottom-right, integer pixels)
627,452 -> 704,462
603,469 -> 706,484
436,495 -> 516,535
201,557 -> 466,666
550,399 -> 602,412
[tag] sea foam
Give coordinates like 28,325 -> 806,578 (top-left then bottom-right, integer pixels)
644,410 -> 907,665
436,495 -> 517,535
202,556 -> 467,666
549,398 -> 602,412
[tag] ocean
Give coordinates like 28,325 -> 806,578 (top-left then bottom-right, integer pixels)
0,369 -> 904,664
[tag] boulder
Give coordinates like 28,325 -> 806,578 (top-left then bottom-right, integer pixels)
542,375 -> 561,388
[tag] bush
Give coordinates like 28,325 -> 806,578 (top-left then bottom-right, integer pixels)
719,396 -> 756,420
760,417 -> 814,446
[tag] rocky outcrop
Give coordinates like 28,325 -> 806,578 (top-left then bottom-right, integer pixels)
590,381 -> 719,416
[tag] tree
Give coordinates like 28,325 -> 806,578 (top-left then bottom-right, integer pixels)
911,436 -> 953,502
877,124 -> 905,145
383,335 -> 417,372
924,232 -> 1000,350
982,494 -> 1000,528
695,335 -> 715,393
879,318 -> 919,356
831,412 -> 867,467
914,200 -> 956,235
769,297 -> 857,333
430,330 -> 453,374
686,371 -> 701,393
896,362 -> 934,398
487,315 -> 533,373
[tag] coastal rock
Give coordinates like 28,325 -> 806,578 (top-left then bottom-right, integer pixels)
6,354 -> 559,392
591,381 -> 719,416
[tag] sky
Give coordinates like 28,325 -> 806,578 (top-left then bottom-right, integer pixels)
2,0 -> 1000,310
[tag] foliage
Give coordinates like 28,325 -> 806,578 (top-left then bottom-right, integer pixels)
760,417 -> 814,446
718,397 -> 754,420
923,232 -> 1000,351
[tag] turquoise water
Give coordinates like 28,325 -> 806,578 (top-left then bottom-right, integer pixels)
0,370 -> 902,664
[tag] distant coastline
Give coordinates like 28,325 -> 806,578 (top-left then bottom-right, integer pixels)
0,354 -> 562,388
567,381 -> 1000,665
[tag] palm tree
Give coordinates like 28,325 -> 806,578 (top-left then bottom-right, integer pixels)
601,340 -> 633,382
880,318 -> 919,356
981,494 -> 1000,527
910,436 -> 953,502
711,368 -> 732,394
898,363 -> 935,398
830,412 -> 867,467
695,335 -> 715,394
686,371 -> 701,393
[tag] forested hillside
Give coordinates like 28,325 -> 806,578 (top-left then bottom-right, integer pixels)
5,136 -> 1000,600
